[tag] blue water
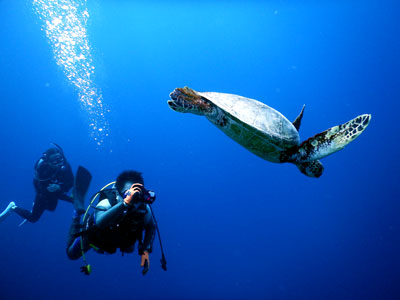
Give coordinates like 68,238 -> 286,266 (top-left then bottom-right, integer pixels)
0,1 -> 399,299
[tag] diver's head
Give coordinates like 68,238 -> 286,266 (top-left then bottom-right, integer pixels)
43,147 -> 65,167
168,87 -> 211,115
116,170 -> 144,197
35,147 -> 65,181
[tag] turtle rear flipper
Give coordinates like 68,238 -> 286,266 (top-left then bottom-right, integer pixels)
292,105 -> 305,131
295,160 -> 324,178
290,114 -> 371,163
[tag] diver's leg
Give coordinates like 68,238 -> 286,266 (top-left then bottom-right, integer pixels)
66,211 -> 90,260
13,195 -> 45,223
0,202 -> 16,223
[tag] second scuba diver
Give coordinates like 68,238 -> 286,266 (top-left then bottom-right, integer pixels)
0,144 -> 73,224
0,144 -> 91,224
66,170 -> 164,275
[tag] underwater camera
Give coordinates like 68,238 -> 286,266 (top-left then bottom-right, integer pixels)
124,187 -> 156,204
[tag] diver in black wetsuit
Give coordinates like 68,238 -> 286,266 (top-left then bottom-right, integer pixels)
0,144 -> 74,223
66,170 -> 156,275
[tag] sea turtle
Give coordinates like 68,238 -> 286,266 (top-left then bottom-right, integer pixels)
168,87 -> 371,178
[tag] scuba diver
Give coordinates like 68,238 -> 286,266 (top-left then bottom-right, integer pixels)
0,144 -> 91,224
66,170 -> 166,276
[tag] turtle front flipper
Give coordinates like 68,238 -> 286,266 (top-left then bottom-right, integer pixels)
286,114 -> 371,163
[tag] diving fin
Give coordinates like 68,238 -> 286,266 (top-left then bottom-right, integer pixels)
73,166 -> 92,215
0,201 -> 16,224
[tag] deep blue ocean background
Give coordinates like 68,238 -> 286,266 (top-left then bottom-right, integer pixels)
0,1 -> 399,299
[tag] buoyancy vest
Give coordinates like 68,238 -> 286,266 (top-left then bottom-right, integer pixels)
85,188 -> 148,254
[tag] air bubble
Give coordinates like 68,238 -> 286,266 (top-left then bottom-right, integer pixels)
33,0 -> 109,145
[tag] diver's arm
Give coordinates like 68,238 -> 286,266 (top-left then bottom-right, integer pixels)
33,176 -> 50,193
141,205 -> 156,253
94,199 -> 129,229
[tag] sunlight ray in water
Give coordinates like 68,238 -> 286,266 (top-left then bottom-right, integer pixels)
33,0 -> 109,145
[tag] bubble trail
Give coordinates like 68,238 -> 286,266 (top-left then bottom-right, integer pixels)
33,0 -> 109,145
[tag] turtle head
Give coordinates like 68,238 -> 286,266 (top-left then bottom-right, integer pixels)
168,87 -> 212,115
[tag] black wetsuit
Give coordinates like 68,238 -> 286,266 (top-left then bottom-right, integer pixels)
13,161 -> 74,223
66,190 -> 156,260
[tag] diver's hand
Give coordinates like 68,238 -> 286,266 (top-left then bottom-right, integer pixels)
141,251 -> 150,275
123,183 -> 143,206
47,184 -> 61,192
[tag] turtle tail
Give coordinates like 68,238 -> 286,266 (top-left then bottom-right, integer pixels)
295,160 -> 324,178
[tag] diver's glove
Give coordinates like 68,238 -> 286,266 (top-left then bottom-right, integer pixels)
141,251 -> 150,275
123,183 -> 143,207
47,183 -> 61,192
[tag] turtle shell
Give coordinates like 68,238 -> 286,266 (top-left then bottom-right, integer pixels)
199,91 -> 300,162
